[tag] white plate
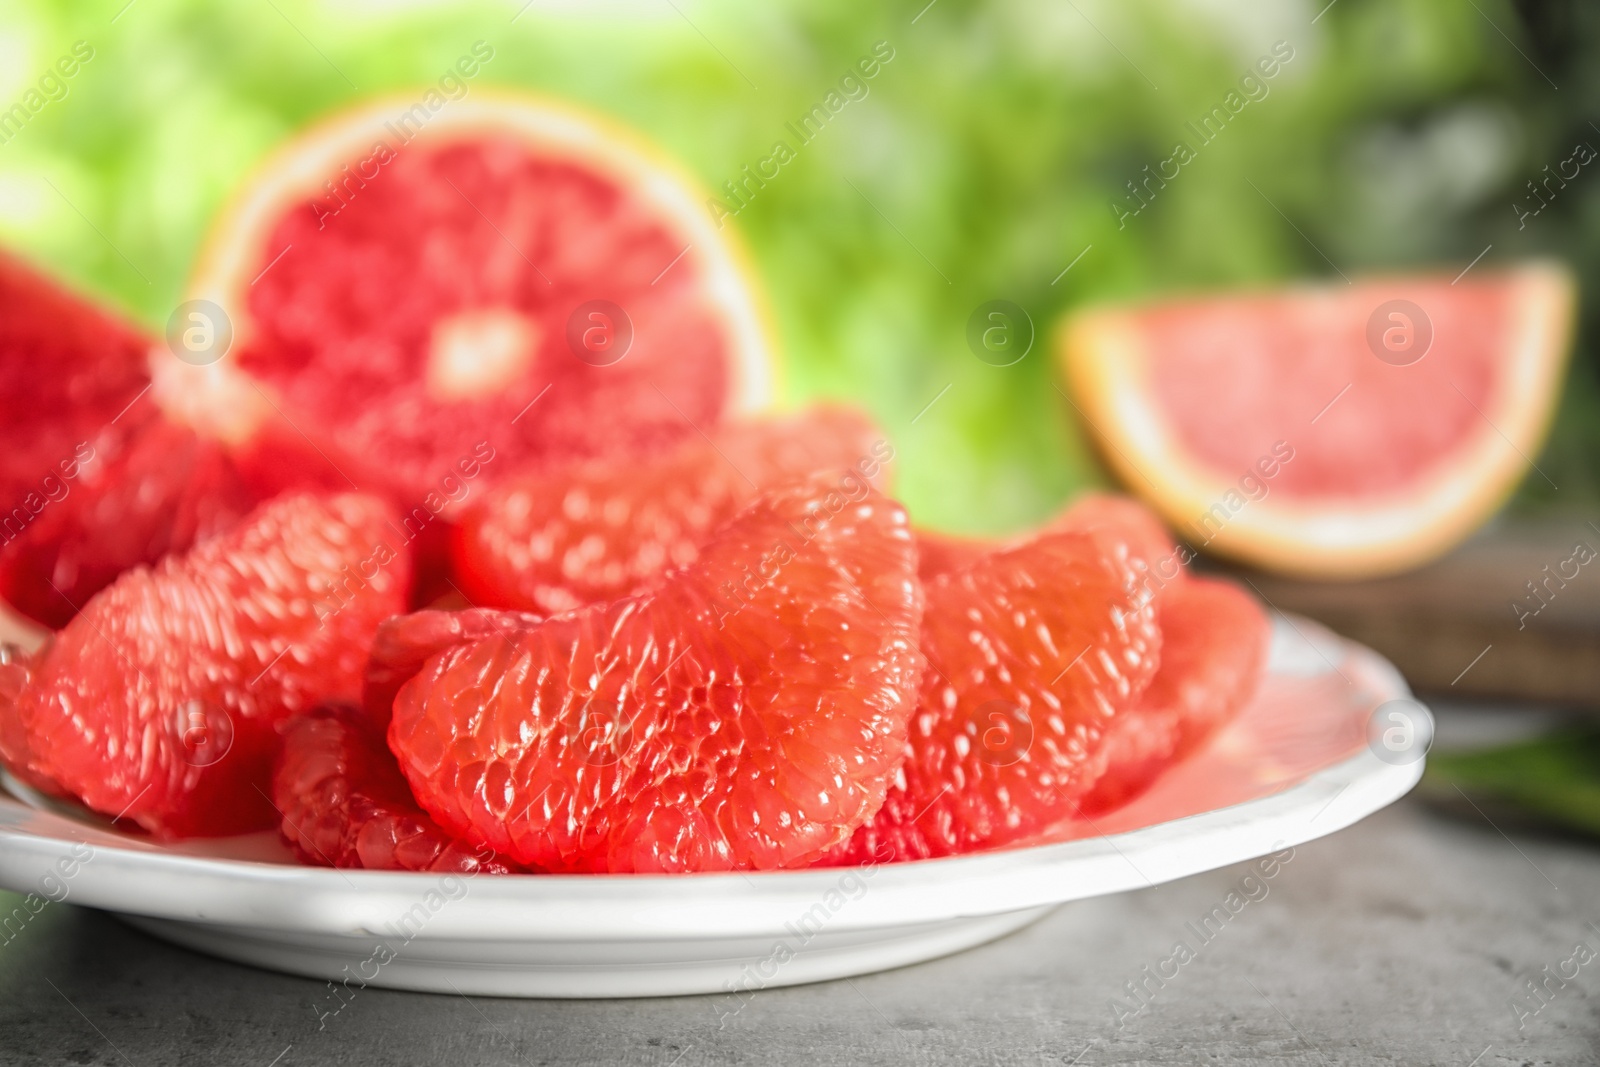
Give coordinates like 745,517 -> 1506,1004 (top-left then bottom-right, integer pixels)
0,615 -> 1422,998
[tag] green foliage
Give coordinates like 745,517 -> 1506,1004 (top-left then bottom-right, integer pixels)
0,0 -> 1588,531
1425,727 -> 1600,839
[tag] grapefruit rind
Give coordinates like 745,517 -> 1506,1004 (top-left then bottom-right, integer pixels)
1059,263 -> 1576,578
151,90 -> 779,445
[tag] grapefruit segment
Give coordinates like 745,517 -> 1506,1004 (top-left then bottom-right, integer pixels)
0,252 -> 263,628
362,607 -> 544,726
2,493 -> 408,837
0,416 -> 256,629
452,406 -> 888,614
1079,576 -> 1270,816
154,93 -> 776,506
274,706 -> 520,873
389,476 -> 924,874
1061,264 -> 1575,577
828,525 -> 1162,864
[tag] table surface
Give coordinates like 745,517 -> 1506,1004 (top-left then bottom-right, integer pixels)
3,708 -> 1598,1067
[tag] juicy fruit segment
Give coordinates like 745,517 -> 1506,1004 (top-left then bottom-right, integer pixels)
918,494 -> 1181,591
831,529 -> 1162,864
274,706 -> 518,873
1,493 -> 408,837
1062,265 -> 1576,578
1079,577 -> 1270,816
0,251 -> 148,519
390,477 -> 924,873
0,254 -> 258,628
0,417 -> 255,628
452,407 -> 888,613
363,607 -> 543,725
157,94 -> 775,506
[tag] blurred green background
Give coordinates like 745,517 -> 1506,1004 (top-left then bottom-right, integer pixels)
0,0 -> 1594,534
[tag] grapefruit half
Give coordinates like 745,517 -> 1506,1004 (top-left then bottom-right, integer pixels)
153,92 -> 777,504
1060,264 -> 1575,578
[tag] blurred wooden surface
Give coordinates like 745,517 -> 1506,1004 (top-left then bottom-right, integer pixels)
1237,518 -> 1600,710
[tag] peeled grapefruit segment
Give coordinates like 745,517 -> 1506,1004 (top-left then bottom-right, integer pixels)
1060,264 -> 1575,577
274,706 -> 519,873
918,493 -> 1182,602
452,406 -> 888,614
154,93 -> 776,505
1079,576 -> 1269,816
389,477 -> 924,874
1,493 -> 408,837
363,607 -> 543,726
829,526 -> 1161,864
0,416 -> 256,629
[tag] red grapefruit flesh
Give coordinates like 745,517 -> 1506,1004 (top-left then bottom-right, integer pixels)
918,493 -> 1183,597
154,94 -> 776,507
389,477 -> 924,874
275,706 -> 519,873
452,407 -> 888,614
363,607 -> 543,726
2,493 -> 408,837
0,253 -> 262,628
829,526 -> 1162,864
0,251 -> 148,517
1062,264 -> 1576,577
1078,576 -> 1270,816
0,416 -> 256,628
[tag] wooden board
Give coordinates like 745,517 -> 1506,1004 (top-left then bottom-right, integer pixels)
1231,518 -> 1600,710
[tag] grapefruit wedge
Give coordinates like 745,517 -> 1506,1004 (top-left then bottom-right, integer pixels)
1060,264 -> 1575,578
153,92 -> 776,505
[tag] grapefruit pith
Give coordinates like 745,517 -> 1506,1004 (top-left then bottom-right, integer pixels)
153,92 -> 777,505
1060,264 -> 1575,578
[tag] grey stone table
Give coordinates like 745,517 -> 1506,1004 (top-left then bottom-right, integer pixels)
3,707 -> 1597,1066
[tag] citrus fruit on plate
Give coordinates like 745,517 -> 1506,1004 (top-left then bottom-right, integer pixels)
274,705 -> 519,873
451,405 -> 887,614
0,614 -> 1422,997
153,93 -> 776,504
0,252 -> 257,628
0,493 -> 406,838
1061,264 -> 1575,578
391,476 -> 924,874
832,526 -> 1160,864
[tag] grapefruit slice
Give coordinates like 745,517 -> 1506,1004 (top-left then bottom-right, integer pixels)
0,493 -> 407,838
0,251 -> 264,628
1078,576 -> 1269,816
0,250 -> 148,515
362,607 -> 543,726
0,416 -> 257,629
451,406 -> 888,614
274,706 -> 520,873
389,476 -> 924,874
1060,264 -> 1575,577
153,92 -> 776,505
827,526 -> 1162,864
